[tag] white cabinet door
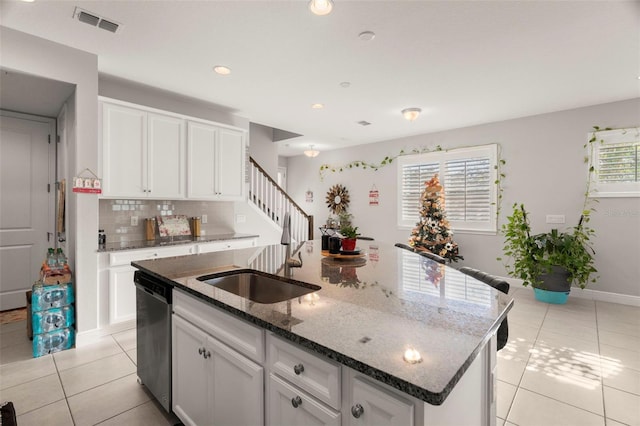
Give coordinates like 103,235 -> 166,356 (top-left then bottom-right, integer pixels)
217,127 -> 245,200
187,121 -> 245,200
148,112 -> 184,199
268,374 -> 341,426
102,103 -> 146,197
187,121 -> 217,198
209,334 -> 264,426
347,376 -> 414,426
172,315 -> 212,426
108,266 -> 136,324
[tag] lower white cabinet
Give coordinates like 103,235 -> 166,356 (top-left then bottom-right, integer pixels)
172,315 -> 210,426
108,266 -> 136,324
346,375 -> 414,426
172,314 -> 264,426
268,373 -> 341,426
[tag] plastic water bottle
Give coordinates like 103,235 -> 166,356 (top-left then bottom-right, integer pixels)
55,248 -> 67,268
46,248 -> 57,269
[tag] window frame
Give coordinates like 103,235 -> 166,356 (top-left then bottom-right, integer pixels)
589,128 -> 640,198
397,144 -> 498,234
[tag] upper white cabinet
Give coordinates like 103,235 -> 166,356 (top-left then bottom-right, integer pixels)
100,99 -> 246,201
187,121 -> 245,201
101,101 -> 185,199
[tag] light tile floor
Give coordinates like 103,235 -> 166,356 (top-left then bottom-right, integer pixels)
0,325 -> 179,425
0,288 -> 638,425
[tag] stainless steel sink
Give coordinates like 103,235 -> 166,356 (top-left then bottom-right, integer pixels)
197,272 -> 320,304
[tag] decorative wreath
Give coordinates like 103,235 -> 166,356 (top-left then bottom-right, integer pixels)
326,184 -> 350,214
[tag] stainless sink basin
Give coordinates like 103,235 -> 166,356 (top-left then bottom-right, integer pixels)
197,272 -> 320,304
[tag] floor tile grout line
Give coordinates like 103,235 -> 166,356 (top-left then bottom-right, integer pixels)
595,300 -> 609,424
503,293 -> 550,423
52,352 -> 77,425
92,400 -> 154,425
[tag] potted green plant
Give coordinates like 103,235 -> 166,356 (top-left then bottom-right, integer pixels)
499,203 -> 597,304
339,225 -> 360,251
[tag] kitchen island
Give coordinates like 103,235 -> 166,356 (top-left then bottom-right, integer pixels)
133,240 -> 513,425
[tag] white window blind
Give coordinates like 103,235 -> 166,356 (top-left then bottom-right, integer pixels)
399,251 -> 491,306
397,144 -> 498,233
590,128 -> 640,197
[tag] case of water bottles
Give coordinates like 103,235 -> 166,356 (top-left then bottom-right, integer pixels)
32,248 -> 76,358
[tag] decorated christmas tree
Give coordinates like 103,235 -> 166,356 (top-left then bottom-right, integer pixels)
408,174 -> 463,262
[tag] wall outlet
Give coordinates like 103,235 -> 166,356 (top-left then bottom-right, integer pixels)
546,214 -> 565,224
201,214 -> 208,224
236,214 -> 246,224
131,216 -> 138,226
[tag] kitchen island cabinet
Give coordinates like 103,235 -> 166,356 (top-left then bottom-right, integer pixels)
133,241 -> 513,425
172,314 -> 264,426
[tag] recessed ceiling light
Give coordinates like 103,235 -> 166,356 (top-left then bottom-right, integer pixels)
340,82 -> 351,88
20,0 -> 35,3
213,66 -> 231,75
311,103 -> 324,109
358,31 -> 376,41
309,0 -> 333,16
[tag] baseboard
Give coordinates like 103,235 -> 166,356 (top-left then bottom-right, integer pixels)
76,319 -> 135,347
500,276 -> 640,307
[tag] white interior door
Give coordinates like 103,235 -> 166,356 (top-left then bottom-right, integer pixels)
0,112 -> 55,310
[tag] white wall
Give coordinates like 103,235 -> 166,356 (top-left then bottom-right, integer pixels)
249,123 -> 279,179
287,98 -> 640,298
99,74 -> 249,130
1,27 -> 100,332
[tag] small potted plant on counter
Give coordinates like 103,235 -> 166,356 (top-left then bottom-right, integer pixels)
499,203 -> 598,304
339,224 -> 360,252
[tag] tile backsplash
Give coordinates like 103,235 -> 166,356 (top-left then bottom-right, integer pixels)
99,199 -> 235,244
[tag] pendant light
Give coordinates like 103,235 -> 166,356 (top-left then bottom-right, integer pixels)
304,145 -> 320,157
402,108 -> 422,121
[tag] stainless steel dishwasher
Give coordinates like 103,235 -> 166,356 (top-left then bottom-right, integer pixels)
134,271 -> 172,412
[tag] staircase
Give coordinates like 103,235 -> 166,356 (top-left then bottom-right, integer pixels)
248,157 -> 314,244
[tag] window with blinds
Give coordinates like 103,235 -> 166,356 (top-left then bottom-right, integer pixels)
397,144 -> 498,233
590,128 -> 640,197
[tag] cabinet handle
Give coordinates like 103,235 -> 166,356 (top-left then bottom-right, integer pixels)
204,350 -> 211,359
293,363 -> 304,375
351,404 -> 364,418
198,347 -> 204,355
291,396 -> 302,408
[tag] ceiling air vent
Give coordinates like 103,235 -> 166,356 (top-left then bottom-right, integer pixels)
98,19 -> 119,33
73,7 -> 121,34
357,121 -> 372,126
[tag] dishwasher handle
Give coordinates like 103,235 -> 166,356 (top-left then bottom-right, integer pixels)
134,271 -> 172,304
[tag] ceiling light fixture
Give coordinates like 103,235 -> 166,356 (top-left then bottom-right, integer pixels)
311,103 -> 324,109
213,66 -> 231,75
309,0 -> 333,16
358,31 -> 376,41
304,145 -> 320,157
402,108 -> 422,121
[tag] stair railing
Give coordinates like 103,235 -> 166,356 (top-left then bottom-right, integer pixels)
249,157 -> 314,243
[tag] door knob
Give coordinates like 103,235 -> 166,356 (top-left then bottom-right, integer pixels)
291,396 -> 302,408
293,363 -> 304,375
351,404 -> 364,418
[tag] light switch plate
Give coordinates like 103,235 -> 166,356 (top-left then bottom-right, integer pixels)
201,214 -> 208,224
131,216 -> 138,226
546,214 -> 565,224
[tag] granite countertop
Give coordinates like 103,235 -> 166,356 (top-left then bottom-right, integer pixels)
132,240 -> 513,405
97,233 -> 258,252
